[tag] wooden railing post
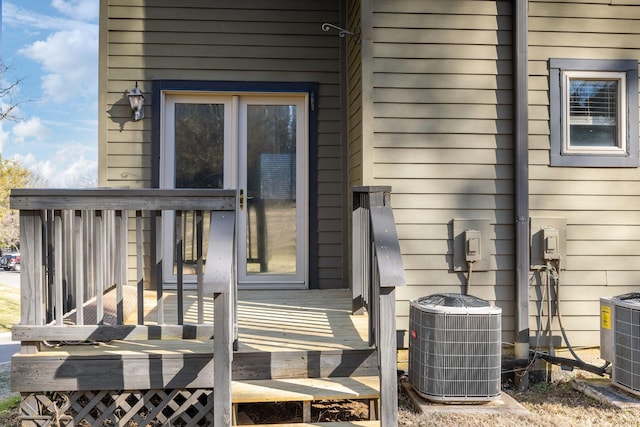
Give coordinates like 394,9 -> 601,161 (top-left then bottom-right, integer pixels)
370,205 -> 404,427
205,211 -> 236,427
74,210 -> 85,325
352,186 -> 405,427
351,190 -> 368,315
351,186 -> 391,315
19,210 -> 44,354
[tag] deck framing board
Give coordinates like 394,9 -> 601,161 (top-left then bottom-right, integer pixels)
11,347 -> 378,392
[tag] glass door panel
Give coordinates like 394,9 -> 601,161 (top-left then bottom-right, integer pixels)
162,92 -> 307,288
239,96 -> 307,286
245,105 -> 297,275
175,103 -> 225,189
173,103 -> 224,275
161,95 -> 232,283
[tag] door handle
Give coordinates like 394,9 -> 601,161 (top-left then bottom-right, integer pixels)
240,189 -> 244,210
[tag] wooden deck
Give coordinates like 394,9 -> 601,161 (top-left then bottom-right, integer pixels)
11,187 -> 401,425
12,289 -> 375,392
133,289 -> 370,352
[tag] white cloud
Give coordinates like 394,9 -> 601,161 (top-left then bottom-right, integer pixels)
3,2 -> 99,187
52,0 -> 100,22
19,29 -> 98,104
0,128 -> 8,155
4,2 -> 97,32
12,117 -> 51,143
12,142 -> 98,188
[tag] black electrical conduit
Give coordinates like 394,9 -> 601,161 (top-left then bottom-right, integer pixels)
502,355 -> 609,377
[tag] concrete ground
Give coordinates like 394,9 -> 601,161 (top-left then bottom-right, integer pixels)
400,347 -> 640,416
401,382 -> 533,417
573,378 -> 640,409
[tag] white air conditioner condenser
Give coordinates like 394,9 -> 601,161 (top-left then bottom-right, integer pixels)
409,293 -> 502,402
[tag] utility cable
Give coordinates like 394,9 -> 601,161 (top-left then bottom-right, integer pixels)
546,260 -> 555,357
544,259 -> 609,372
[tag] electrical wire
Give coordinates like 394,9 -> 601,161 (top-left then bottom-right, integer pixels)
546,260 -> 555,357
501,262 -> 610,377
465,260 -> 474,295
538,259 -> 608,373
517,266 -> 547,376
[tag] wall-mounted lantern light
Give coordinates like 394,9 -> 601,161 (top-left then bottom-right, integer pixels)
128,82 -> 144,121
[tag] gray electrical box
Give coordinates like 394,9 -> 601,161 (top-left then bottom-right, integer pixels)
453,219 -> 490,271
530,217 -> 566,268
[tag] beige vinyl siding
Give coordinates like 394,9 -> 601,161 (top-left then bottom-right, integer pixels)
365,0 -> 515,346
100,0 -> 346,289
529,0 -> 640,346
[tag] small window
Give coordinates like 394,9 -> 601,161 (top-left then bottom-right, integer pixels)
550,59 -> 638,167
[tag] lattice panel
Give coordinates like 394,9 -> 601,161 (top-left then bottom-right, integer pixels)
20,389 -> 213,426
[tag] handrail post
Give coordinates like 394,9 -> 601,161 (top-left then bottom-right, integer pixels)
370,204 -> 404,427
19,210 -> 44,354
351,186 -> 391,315
352,186 -> 404,427
205,210 -> 236,427
379,285 -> 397,425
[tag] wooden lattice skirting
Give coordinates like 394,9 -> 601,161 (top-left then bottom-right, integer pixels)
20,388 -> 213,426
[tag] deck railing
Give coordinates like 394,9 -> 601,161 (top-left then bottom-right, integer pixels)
10,188 -> 237,425
352,186 -> 406,426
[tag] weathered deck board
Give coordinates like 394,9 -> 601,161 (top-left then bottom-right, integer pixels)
12,289 -> 376,392
130,289 -> 370,352
232,376 -> 380,403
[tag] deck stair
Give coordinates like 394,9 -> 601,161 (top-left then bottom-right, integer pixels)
232,376 -> 380,425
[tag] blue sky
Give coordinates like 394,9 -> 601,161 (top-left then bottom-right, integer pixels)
1,0 -> 98,187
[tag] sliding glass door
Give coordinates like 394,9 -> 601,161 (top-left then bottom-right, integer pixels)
161,92 -> 308,289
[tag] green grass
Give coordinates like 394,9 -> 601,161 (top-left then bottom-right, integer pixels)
0,396 -> 19,414
0,395 -> 20,427
0,284 -> 20,332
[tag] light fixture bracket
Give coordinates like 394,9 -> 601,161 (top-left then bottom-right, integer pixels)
322,23 -> 361,44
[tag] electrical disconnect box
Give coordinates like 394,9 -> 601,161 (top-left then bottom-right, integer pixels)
453,219 -> 490,272
530,217 -> 566,268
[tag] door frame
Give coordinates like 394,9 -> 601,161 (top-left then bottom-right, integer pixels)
151,80 -> 319,289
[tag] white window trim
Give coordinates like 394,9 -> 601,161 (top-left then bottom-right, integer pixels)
562,70 -> 627,156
